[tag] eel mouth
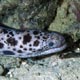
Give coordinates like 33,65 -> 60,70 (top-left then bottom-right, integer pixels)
40,43 -> 67,55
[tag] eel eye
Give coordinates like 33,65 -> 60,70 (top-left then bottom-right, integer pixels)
48,42 -> 54,47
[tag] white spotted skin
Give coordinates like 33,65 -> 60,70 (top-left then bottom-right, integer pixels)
0,23 -> 67,58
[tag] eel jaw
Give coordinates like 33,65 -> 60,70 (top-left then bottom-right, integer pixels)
17,43 -> 67,58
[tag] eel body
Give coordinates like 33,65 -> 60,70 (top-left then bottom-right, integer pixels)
0,23 -> 67,58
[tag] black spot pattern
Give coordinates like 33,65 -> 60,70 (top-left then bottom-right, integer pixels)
0,42 -> 4,48
29,48 -> 32,51
3,51 -> 15,55
24,48 -> 27,51
43,36 -> 48,39
36,36 -> 40,39
33,30 -> 39,35
1,38 -> 4,40
13,48 -> 16,51
29,44 -> 32,46
9,32 -> 14,36
33,40 -> 39,46
40,33 -> 42,36
7,37 -> 17,46
7,34 -> 9,37
3,29 -> 8,34
19,37 -> 21,39
23,33 -> 32,44
17,50 -> 22,53
20,45 -> 23,48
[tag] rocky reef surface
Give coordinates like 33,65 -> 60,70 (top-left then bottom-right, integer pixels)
0,0 -> 80,80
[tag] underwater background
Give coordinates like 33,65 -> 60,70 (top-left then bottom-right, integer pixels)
0,0 -> 80,80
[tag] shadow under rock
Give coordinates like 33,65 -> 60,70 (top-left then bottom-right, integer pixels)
60,34 -> 80,59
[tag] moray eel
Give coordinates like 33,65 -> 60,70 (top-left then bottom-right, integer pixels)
0,23 -> 67,58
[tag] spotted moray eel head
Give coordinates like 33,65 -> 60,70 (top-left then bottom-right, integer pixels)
47,32 -> 66,48
0,28 -> 67,57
